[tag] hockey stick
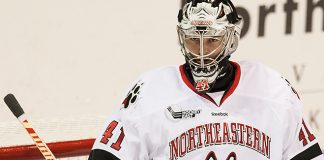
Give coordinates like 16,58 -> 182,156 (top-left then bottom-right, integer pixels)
4,94 -> 57,160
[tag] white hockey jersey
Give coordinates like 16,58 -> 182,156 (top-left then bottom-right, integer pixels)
91,61 -> 322,160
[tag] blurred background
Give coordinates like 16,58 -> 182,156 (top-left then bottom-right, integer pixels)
0,0 -> 323,157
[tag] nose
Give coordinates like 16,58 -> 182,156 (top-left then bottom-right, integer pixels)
202,39 -> 217,52
203,46 -> 213,54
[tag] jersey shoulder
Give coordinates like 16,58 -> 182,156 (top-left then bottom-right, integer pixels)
119,65 -> 188,116
237,61 -> 301,107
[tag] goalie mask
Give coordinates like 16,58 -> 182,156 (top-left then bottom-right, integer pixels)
177,0 -> 242,93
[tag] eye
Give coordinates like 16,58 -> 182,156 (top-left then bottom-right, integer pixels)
208,38 -> 219,43
190,38 -> 200,42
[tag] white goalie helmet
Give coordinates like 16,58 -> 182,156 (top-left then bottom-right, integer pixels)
177,0 -> 242,93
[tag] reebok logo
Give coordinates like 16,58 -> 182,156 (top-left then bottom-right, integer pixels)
211,112 -> 228,117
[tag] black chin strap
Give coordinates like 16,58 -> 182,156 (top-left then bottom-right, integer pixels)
183,57 -> 235,93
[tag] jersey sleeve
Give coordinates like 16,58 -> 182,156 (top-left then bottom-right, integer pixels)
282,80 -> 322,159
90,80 -> 149,160
284,117 -> 322,159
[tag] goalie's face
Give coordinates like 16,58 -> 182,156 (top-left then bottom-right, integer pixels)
184,35 -> 225,65
179,27 -> 227,68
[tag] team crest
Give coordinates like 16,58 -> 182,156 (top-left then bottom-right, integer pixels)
122,81 -> 144,109
195,79 -> 210,92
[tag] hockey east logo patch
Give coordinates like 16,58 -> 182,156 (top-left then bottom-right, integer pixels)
165,105 -> 201,120
122,81 -> 144,109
